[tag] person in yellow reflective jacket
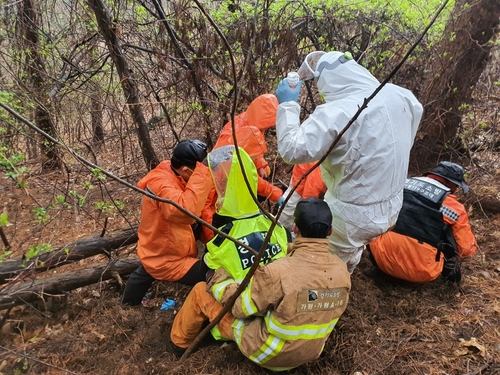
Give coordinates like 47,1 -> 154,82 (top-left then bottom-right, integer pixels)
203,145 -> 289,283
170,197 -> 351,371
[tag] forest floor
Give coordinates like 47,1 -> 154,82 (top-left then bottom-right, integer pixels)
2,65 -> 500,375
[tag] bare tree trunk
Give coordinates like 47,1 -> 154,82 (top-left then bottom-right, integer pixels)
0,226 -> 138,284
91,94 -> 105,145
0,259 -> 140,310
20,0 -> 62,171
87,0 -> 160,170
412,0 -> 500,168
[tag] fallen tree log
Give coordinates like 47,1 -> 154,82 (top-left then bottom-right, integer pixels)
0,258 -> 140,310
0,226 -> 138,285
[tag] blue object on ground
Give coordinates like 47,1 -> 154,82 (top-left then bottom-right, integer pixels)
161,298 -> 176,311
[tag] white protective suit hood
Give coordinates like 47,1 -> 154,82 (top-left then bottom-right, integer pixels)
315,52 -> 380,101
276,50 -> 423,272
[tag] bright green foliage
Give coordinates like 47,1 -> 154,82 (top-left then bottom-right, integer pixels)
94,201 -> 114,212
81,181 -> 95,190
94,199 -> 126,212
0,212 -> 8,227
32,207 -> 50,224
69,190 -> 86,207
0,147 -> 30,187
25,243 -> 53,262
92,168 -> 107,181
114,200 -> 125,210
0,250 -> 12,265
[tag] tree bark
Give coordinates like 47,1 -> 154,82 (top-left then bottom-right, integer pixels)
0,259 -> 140,310
20,0 -> 62,170
87,0 -> 160,170
91,93 -> 105,145
412,0 -> 500,169
0,226 -> 137,285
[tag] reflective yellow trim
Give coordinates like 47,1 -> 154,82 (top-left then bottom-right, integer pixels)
248,335 -> 286,365
232,318 -> 245,347
211,279 -> 236,302
240,279 -> 259,316
265,311 -> 338,340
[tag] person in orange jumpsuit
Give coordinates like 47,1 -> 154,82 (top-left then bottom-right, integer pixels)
367,161 -> 477,283
279,162 -> 327,233
121,139 -> 214,305
213,94 -> 283,203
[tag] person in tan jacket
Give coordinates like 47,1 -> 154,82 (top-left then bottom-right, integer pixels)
169,197 -> 351,371
122,139 -> 214,305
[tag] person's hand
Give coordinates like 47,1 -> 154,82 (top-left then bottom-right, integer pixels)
276,78 -> 302,103
276,196 -> 285,207
258,167 -> 268,178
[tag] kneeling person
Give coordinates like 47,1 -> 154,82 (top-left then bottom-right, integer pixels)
368,161 -> 477,283
170,197 -> 351,371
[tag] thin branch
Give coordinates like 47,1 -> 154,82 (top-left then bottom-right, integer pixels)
0,101 -> 261,259
180,0 -> 451,363
275,0 -> 451,222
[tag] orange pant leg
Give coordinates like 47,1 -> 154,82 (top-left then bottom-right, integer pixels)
170,282 -> 235,348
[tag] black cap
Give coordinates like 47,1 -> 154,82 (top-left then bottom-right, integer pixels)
171,139 -> 207,168
294,197 -> 332,232
424,161 -> 469,193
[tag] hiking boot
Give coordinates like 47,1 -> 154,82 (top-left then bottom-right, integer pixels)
168,340 -> 187,358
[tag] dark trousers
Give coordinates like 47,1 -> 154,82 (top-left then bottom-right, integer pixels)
121,259 -> 210,305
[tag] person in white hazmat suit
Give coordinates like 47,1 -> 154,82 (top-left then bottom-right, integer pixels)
275,51 -> 423,273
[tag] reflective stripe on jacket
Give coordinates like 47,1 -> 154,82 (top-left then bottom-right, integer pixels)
213,238 -> 351,371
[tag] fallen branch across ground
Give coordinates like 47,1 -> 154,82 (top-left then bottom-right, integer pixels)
0,258 -> 140,310
0,226 -> 138,285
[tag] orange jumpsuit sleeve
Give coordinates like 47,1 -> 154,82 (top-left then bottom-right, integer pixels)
199,187 -> 217,244
157,163 -> 213,224
257,176 -> 282,202
441,194 -> 477,258
302,167 -> 327,199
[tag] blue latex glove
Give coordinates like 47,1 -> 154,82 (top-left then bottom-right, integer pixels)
275,79 -> 302,103
160,298 -> 176,311
276,196 -> 285,207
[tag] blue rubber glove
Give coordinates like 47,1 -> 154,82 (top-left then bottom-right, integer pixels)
276,196 -> 285,207
275,78 -> 302,103
160,298 -> 176,311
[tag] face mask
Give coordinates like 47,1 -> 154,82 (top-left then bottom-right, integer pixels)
298,51 -> 354,82
297,51 -> 327,81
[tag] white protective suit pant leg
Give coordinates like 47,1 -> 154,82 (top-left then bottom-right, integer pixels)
325,191 -> 402,273
278,184 -> 302,237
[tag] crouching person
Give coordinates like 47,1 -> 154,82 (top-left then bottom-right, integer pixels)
170,197 -> 351,371
122,139 -> 213,305
367,161 -> 477,283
